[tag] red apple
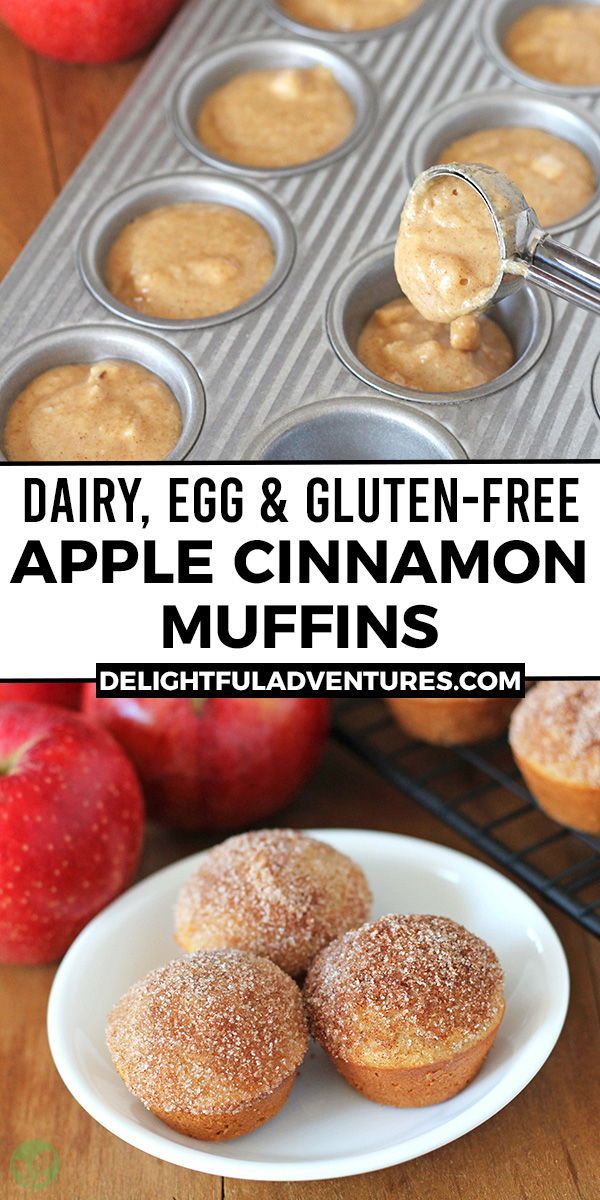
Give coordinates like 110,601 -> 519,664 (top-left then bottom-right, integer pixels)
0,704 -> 144,964
0,682 -> 82,710
83,694 -> 330,831
0,0 -> 185,64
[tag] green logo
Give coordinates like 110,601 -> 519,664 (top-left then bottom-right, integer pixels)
9,1141 -> 60,1190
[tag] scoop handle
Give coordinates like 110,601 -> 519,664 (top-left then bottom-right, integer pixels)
523,235 -> 600,315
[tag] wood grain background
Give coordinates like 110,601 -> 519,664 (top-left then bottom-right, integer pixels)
0,20 -> 598,1200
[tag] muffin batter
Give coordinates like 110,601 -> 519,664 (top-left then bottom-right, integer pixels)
4,360 -> 182,462
106,203 -> 275,320
441,127 -> 595,227
197,66 -> 355,169
357,298 -> 514,393
504,5 -> 600,87
278,0 -> 423,31
395,175 -> 502,323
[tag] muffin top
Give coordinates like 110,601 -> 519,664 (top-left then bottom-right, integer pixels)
175,829 -> 372,978
304,914 -> 504,1069
106,949 -> 307,1116
510,681 -> 600,787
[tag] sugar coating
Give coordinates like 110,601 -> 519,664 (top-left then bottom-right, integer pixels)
510,681 -> 600,786
175,829 -> 372,978
304,914 -> 504,1070
106,949 -> 307,1116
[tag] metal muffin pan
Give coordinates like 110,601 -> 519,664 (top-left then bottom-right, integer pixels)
0,325 -> 205,463
404,88 -> 600,236
480,0 -> 600,98
0,0 -> 600,461
326,242 -> 553,406
78,171 -> 296,330
261,0 -> 442,44
246,395 -> 468,460
170,35 -> 377,178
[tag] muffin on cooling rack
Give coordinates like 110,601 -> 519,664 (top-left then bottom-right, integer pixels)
106,949 -> 308,1140
510,680 -> 600,834
304,913 -> 504,1107
175,828 -> 372,978
386,696 -> 518,746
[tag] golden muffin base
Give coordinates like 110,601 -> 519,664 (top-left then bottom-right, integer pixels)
513,752 -> 600,835
328,1021 -> 502,1107
129,1072 -> 296,1142
386,697 -> 517,746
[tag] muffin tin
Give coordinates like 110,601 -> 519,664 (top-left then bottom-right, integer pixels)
0,0 -> 600,460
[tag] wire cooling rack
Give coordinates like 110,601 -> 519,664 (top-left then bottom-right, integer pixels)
334,701 -> 600,939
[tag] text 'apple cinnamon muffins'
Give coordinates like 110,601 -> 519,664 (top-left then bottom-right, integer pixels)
509,680 -> 600,834
175,828 -> 372,978
106,949 -> 308,1141
304,914 -> 505,1107
386,696 -> 518,746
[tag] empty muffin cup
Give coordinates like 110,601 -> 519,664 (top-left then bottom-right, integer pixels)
592,354 -> 600,422
245,396 -> 468,459
480,0 -> 600,97
326,242 -> 553,406
0,324 -> 205,463
78,172 -> 296,331
404,88 -> 600,236
261,0 -> 440,42
169,35 -> 377,177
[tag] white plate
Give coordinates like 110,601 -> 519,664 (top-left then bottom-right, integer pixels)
47,830 -> 569,1182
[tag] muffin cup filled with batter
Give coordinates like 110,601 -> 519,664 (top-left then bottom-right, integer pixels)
170,36 -> 376,177
326,242 -> 553,405
481,0 -> 600,96
0,325 -> 205,463
263,0 -> 437,41
79,173 -> 296,330
405,89 -> 600,235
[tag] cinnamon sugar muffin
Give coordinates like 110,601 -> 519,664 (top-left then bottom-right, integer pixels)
106,949 -> 308,1140
175,829 -> 372,978
305,914 -> 505,1107
386,696 -> 517,746
510,681 -> 600,833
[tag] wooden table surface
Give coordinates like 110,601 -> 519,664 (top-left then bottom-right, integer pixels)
0,24 -> 599,1199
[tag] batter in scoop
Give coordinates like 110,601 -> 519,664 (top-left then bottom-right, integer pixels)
106,203 -> 275,320
395,175 -> 502,323
357,299 -> 514,393
440,127 -> 596,227
4,360 -> 182,462
197,66 -> 355,169
278,0 -> 423,30
504,5 -> 600,87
